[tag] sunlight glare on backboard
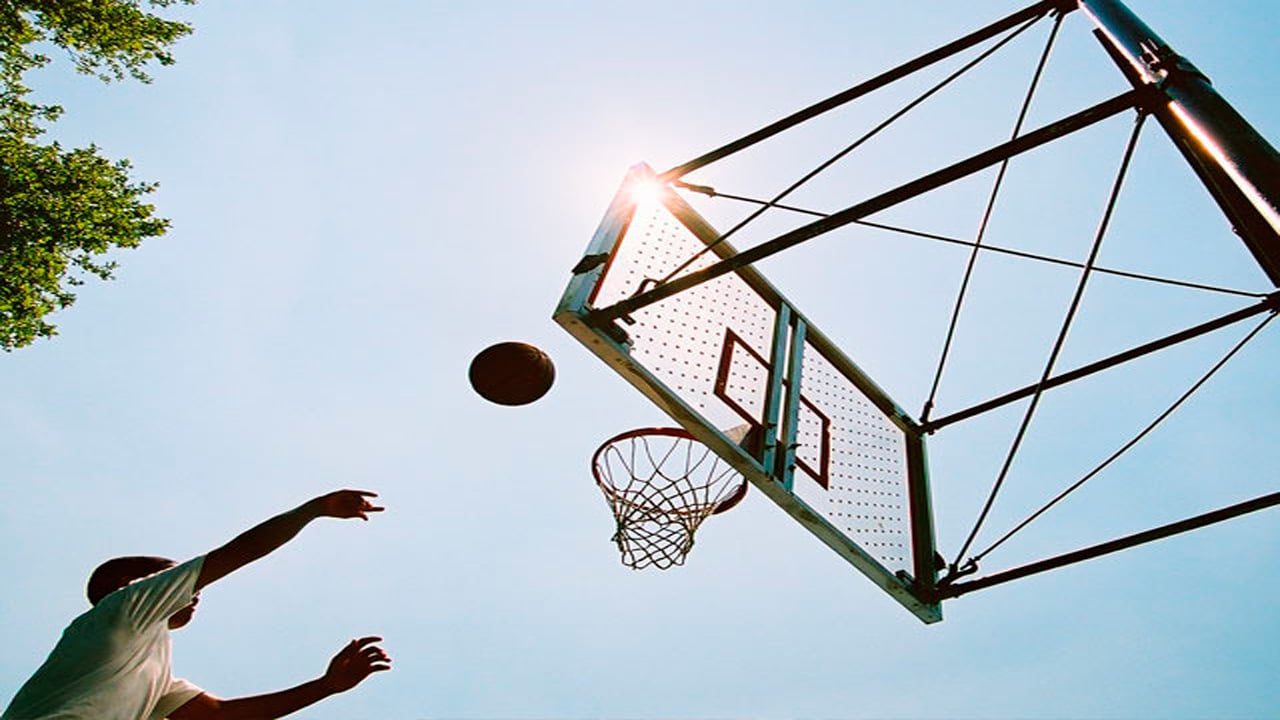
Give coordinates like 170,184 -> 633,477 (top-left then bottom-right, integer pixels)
626,175 -> 667,209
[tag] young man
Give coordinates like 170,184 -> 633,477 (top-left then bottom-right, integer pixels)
2,489 -> 392,719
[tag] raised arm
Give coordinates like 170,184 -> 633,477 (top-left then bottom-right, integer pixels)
196,490 -> 383,592
168,637 -> 391,720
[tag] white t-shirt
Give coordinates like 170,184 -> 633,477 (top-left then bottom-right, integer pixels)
2,556 -> 206,720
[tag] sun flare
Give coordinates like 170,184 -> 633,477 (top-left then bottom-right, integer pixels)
627,177 -> 666,208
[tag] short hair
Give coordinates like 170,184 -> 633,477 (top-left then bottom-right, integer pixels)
86,556 -> 176,605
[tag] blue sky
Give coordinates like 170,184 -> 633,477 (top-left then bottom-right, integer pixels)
2,1 -> 1278,718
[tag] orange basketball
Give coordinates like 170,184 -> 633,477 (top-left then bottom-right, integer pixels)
469,341 -> 556,406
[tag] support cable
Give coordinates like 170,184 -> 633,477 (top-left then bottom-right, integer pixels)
971,308 -> 1277,564
658,1 -> 1069,182
949,111 -> 1149,575
922,11 -> 1065,424
673,182 -> 1264,299
594,89 -> 1144,326
649,14 -> 1045,292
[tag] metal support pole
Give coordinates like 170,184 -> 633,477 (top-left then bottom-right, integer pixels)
1080,0 -> 1280,286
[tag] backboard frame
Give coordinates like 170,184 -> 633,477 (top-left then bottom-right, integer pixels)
556,164 -> 942,623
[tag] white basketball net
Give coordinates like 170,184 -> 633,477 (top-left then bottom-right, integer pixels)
592,428 -> 748,569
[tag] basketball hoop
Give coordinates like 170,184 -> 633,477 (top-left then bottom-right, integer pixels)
591,426 -> 752,569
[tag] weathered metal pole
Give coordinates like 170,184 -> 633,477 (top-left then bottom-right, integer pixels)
1080,0 -> 1280,286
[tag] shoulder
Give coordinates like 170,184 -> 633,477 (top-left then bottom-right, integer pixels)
122,556 -> 206,597
152,678 -> 207,719
114,556 -> 207,630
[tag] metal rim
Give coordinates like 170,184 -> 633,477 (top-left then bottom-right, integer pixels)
591,427 -> 749,515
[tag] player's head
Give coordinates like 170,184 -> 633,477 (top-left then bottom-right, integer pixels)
87,556 -> 199,629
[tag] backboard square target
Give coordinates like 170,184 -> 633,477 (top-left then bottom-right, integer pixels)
555,164 -> 941,623
713,328 -> 832,489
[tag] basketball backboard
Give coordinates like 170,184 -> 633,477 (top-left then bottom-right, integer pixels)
555,0 -> 1280,627
555,164 -> 942,623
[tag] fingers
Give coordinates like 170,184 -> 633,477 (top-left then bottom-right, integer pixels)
326,636 -> 392,691
319,490 -> 386,520
357,492 -> 385,517
343,636 -> 392,668
355,499 -> 384,521
362,645 -> 392,673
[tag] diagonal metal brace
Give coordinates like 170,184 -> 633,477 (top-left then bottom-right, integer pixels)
594,88 -> 1149,325
923,291 -> 1280,433
932,490 -> 1280,600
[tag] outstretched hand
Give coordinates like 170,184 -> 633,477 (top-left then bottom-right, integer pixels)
309,489 -> 384,521
323,637 -> 392,693
195,490 -> 386,594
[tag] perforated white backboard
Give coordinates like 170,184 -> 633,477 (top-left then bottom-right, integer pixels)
556,164 -> 941,623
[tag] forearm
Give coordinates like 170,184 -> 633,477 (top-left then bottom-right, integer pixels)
169,638 -> 391,720
216,678 -> 336,720
197,501 -> 319,589
219,502 -> 318,566
195,490 -> 380,590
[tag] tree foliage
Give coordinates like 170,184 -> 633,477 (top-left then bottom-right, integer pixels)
0,0 -> 194,350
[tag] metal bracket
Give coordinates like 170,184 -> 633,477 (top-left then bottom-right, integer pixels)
571,252 -> 610,275
1140,41 -> 1210,86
